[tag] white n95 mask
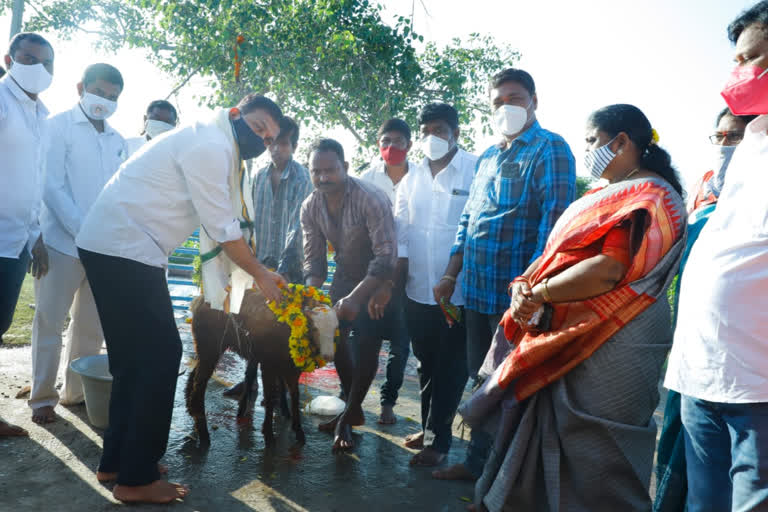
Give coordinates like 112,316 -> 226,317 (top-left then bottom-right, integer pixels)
421,134 -> 451,161
8,59 -> 53,94
80,92 -> 117,120
145,119 -> 175,139
493,102 -> 531,136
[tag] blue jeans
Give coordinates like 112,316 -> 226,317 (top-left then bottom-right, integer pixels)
379,292 -> 410,406
681,395 -> 768,512
0,249 -> 30,342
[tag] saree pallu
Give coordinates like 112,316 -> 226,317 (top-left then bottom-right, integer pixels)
460,177 -> 686,512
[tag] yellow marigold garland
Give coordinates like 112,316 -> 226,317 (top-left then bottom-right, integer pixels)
266,283 -> 338,373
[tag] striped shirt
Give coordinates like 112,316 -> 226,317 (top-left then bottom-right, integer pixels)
251,159 -> 313,282
451,121 -> 576,314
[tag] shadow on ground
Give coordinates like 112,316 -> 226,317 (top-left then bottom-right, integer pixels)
0,318 -> 475,511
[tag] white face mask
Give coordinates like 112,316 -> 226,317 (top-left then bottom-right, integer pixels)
420,134 -> 451,161
80,91 -> 117,120
8,59 -> 53,94
145,119 -> 175,139
584,138 -> 617,180
710,144 -> 737,196
493,101 -> 532,136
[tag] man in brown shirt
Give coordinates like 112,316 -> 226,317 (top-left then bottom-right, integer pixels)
301,138 -> 397,452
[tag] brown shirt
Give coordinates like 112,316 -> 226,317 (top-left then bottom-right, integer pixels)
301,176 -> 396,301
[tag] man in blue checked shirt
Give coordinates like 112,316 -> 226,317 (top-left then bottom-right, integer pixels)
432,67 -> 575,483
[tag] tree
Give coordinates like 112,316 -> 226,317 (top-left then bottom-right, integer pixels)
21,0 -> 518,154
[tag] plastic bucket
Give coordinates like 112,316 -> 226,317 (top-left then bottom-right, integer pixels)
69,354 -> 112,429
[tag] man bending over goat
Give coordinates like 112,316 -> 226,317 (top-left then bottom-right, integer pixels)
301,138 -> 397,452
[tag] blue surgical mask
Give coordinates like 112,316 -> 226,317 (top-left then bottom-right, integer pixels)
231,117 -> 267,160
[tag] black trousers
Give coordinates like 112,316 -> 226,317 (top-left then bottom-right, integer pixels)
79,248 -> 182,486
406,299 -> 468,454
465,309 -> 503,384
0,250 -> 30,341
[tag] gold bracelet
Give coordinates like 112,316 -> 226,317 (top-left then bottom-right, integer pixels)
440,274 -> 457,284
541,277 -> 553,302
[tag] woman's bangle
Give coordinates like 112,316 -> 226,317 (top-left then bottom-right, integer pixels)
440,274 -> 456,284
541,277 -> 553,302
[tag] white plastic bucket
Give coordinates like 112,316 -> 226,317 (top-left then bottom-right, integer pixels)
70,354 -> 112,429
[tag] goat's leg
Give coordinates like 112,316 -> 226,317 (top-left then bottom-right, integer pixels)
186,356 -> 218,446
260,366 -> 277,446
278,378 -> 290,418
236,360 -> 260,420
286,371 -> 305,445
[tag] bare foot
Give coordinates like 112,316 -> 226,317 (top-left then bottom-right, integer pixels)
15,385 -> 30,399
409,447 -> 446,467
332,423 -> 354,453
113,480 -> 188,504
31,406 -> 56,424
97,463 -> 169,483
432,463 -> 476,481
0,419 -> 28,437
378,404 -> 396,425
319,405 -> 365,433
404,431 -> 424,449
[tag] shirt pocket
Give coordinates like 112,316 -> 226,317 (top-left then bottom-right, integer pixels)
445,188 -> 470,225
495,161 -> 524,209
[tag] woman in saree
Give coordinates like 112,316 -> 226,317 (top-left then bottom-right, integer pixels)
459,104 -> 687,512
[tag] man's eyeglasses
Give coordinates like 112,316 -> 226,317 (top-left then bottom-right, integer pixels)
709,131 -> 744,144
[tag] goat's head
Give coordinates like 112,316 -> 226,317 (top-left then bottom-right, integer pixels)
305,305 -> 338,362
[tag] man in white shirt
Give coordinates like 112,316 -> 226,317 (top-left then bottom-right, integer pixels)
29,63 -> 126,425
74,94 -> 284,504
125,99 -> 178,156
664,4 -> 768,511
0,32 -> 54,438
360,118 -> 415,424
394,103 -> 476,466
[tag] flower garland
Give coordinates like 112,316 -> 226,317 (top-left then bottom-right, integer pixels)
266,283 -> 337,373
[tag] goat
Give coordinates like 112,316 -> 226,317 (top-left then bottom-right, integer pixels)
185,287 -> 337,446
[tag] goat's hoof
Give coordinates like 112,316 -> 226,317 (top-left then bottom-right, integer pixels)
295,430 -> 306,445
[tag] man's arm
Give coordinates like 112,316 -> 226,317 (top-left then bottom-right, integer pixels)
300,198 -> 328,289
181,143 -> 285,301
393,174 -> 410,292
531,140 -> 576,263
43,116 -> 83,239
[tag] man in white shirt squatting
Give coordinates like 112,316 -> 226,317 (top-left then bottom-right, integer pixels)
125,99 -> 178,157
75,94 -> 285,505
395,103 -> 477,466
664,2 -> 768,511
29,63 -> 127,425
360,118 -> 415,425
0,32 -> 54,438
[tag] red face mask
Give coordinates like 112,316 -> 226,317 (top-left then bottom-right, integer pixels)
721,64 -> 768,116
380,145 -> 408,165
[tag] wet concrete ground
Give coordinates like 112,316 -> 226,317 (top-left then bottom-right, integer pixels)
0,316 -> 477,511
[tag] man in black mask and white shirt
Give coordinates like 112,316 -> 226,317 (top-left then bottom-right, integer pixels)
75,94 -> 285,505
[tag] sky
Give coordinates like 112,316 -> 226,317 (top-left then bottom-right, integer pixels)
0,0 -> 759,187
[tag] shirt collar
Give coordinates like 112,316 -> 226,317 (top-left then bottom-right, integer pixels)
421,148 -> 463,175
268,159 -> 296,181
496,120 -> 542,150
1,75 -> 48,114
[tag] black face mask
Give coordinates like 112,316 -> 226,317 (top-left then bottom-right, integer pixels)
231,116 -> 267,160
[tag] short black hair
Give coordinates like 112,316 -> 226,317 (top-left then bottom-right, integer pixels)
82,63 -> 124,90
490,68 -> 536,97
728,0 -> 768,44
417,103 -> 459,131
146,99 -> 177,121
0,66 -> 5,79
716,106 -> 758,127
277,116 -> 300,148
310,138 -> 345,163
377,118 -> 411,141
236,93 -> 283,123
8,32 -> 54,58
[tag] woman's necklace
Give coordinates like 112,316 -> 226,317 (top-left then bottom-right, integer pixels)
622,168 -> 641,181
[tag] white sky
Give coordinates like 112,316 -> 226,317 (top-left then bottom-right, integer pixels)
0,0 -> 758,187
